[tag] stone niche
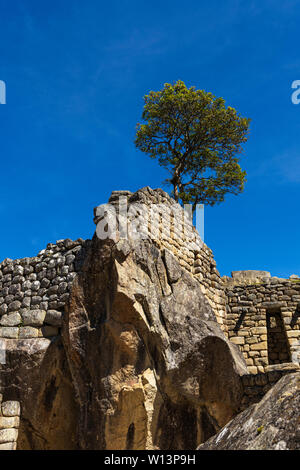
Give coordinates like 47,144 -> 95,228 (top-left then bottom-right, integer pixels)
266,309 -> 291,365
225,272 -> 300,374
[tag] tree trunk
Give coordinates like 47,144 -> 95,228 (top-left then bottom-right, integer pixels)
173,183 -> 179,202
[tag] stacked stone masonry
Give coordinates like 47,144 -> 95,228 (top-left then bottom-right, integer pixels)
0,396 -> 20,450
224,271 -> 300,374
240,363 -> 299,410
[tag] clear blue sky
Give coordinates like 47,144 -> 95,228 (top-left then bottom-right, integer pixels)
0,0 -> 299,277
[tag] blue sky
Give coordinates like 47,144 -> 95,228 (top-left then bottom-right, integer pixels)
0,0 -> 299,277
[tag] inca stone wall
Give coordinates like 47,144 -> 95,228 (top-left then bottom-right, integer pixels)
240,363 -> 299,410
0,238 -> 88,340
0,397 -> 20,450
96,187 -> 227,330
224,271 -> 300,374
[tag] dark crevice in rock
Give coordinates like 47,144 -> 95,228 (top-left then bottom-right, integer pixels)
126,423 -> 135,450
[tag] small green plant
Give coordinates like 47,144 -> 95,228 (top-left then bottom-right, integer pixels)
257,426 -> 264,434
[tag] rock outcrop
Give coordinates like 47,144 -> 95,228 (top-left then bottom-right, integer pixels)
198,372 -> 300,450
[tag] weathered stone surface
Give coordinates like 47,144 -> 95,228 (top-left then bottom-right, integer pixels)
44,310 -> 63,326
0,416 -> 20,429
232,271 -> 271,281
62,234 -> 247,450
0,441 -> 17,450
0,428 -> 18,443
198,372 -> 300,450
21,309 -> 46,327
41,325 -> 59,337
0,327 -> 19,339
19,327 -> 39,339
1,401 -> 20,416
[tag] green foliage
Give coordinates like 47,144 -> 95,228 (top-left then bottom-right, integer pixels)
135,80 -> 250,211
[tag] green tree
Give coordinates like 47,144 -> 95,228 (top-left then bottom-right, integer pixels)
135,80 -> 250,212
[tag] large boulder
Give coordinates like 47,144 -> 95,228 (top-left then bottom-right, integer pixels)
198,372 -> 300,450
62,235 -> 247,449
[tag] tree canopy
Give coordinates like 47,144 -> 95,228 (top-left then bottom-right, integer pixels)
135,80 -> 250,211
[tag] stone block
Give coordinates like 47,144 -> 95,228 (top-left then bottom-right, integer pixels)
19,326 -> 39,338
261,301 -> 286,309
250,342 -> 267,351
247,366 -> 258,374
0,313 -> 21,327
41,326 -> 59,337
0,416 -> 19,429
21,309 -> 46,327
44,310 -> 63,327
286,330 -> 300,338
1,401 -> 20,417
0,428 -> 18,443
255,374 -> 268,386
229,337 -> 245,345
7,301 -> 21,312
251,327 -> 267,335
0,327 -> 19,339
0,442 -> 17,450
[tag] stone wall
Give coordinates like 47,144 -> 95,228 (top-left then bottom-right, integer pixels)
0,396 -> 20,450
194,245 -> 227,332
224,271 -> 300,374
0,238 -> 87,341
240,363 -> 299,410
